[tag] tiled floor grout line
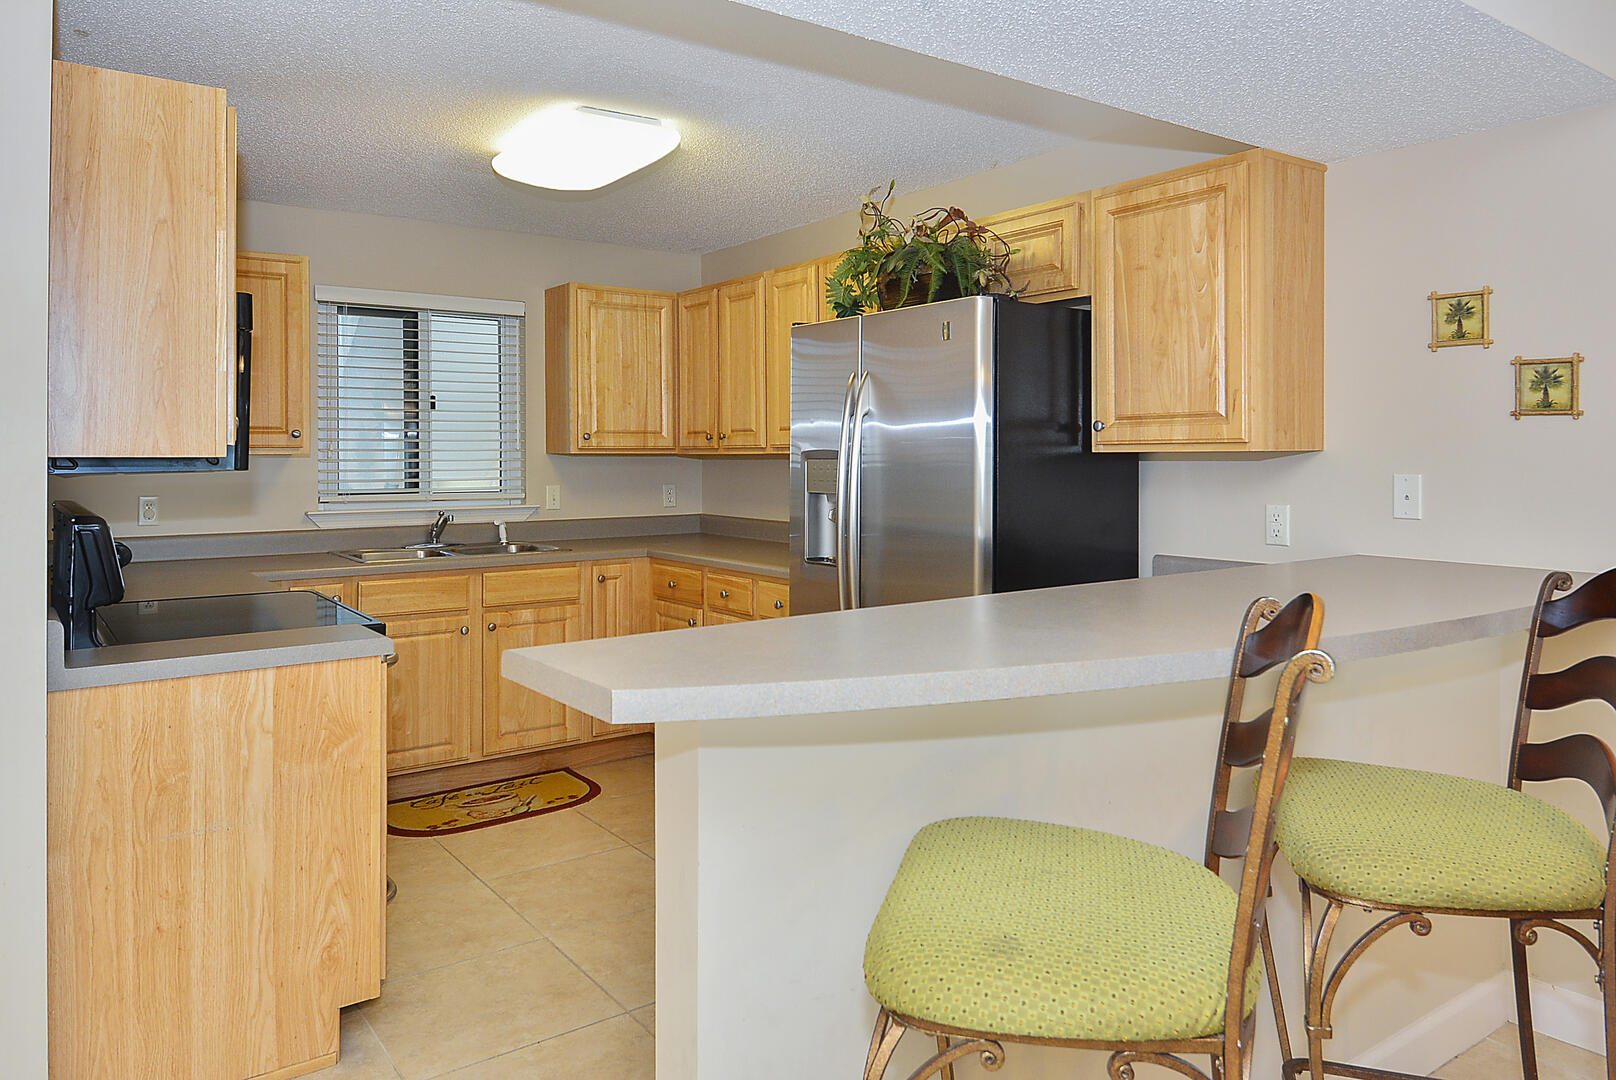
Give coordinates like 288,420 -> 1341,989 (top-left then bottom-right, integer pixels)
356,1008 -> 407,1079
413,1014 -> 649,1080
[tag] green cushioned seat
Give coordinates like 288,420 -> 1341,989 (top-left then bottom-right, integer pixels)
1275,758 -> 1607,912
863,816 -> 1260,1043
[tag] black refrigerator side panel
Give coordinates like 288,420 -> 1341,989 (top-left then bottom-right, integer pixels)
993,301 -> 1139,591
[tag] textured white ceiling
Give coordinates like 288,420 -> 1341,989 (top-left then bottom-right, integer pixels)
727,0 -> 1616,162
53,0 -> 1235,253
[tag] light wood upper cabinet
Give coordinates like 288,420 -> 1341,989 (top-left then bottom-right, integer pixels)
765,261 -> 822,449
237,250 -> 311,454
978,196 -> 1087,299
545,283 -> 677,453
716,276 -> 768,449
48,61 -> 237,458
1090,149 -> 1323,452
676,287 -> 720,449
815,252 -> 846,322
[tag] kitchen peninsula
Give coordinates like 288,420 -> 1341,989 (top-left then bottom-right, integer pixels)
502,555 -> 1574,1080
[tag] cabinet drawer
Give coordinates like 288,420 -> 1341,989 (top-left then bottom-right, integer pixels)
357,573 -> 472,617
704,572 -> 754,617
481,564 -> 583,608
652,560 -> 703,603
754,578 -> 789,618
707,610 -> 751,625
653,599 -> 703,631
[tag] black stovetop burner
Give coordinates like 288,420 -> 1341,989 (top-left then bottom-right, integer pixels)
89,590 -> 385,648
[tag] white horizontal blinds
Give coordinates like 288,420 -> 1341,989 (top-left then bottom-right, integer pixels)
316,293 -> 524,505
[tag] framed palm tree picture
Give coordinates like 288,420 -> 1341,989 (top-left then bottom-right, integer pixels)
1428,286 -> 1493,350
1512,354 -> 1583,418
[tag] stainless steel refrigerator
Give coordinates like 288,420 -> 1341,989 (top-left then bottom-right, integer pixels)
789,295 -> 1137,613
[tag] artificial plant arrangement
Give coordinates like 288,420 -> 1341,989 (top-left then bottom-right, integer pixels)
825,181 -> 1017,318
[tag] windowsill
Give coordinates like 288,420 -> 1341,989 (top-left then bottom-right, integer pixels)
305,505 -> 542,529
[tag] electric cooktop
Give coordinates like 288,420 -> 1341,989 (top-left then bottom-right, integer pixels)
91,590 -> 384,648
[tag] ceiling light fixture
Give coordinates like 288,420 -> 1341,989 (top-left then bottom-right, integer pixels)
491,104 -> 680,191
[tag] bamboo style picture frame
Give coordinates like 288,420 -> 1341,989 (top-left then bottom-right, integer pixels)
1428,286 -> 1493,350
1512,354 -> 1583,418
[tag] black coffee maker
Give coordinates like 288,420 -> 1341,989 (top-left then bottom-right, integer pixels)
50,501 -> 131,649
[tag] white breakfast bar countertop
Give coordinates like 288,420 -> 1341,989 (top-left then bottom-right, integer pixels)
503,555 -> 1560,724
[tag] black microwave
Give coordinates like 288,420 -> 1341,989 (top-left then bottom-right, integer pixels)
48,292 -> 253,474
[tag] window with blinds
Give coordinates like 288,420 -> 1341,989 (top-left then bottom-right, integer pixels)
315,288 -> 524,506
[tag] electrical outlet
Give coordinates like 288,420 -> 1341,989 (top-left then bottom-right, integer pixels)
545,484 -> 561,511
1265,504 -> 1291,547
138,496 -> 159,526
662,484 -> 677,509
1394,474 -> 1423,520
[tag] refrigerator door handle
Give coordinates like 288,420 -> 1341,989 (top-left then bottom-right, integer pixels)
845,371 -> 872,610
834,370 -> 859,610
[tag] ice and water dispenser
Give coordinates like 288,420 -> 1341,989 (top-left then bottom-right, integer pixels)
801,449 -> 838,564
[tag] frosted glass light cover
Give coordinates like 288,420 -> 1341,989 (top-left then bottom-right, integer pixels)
492,105 -> 680,191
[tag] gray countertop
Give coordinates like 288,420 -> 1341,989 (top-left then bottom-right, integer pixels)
48,532 -> 789,691
501,555 -> 1556,725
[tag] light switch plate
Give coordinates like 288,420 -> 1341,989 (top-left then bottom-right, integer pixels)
1394,474 -> 1423,519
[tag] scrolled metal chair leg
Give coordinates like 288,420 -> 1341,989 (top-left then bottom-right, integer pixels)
935,1034 -> 955,1080
1510,918 -> 1541,1080
900,1037 -> 1004,1080
864,1009 -> 905,1080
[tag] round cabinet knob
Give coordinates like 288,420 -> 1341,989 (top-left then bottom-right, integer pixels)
774,600 -> 785,609
718,432 -> 728,440
687,618 -> 697,626
1092,419 -> 1107,432
290,429 -> 302,439
459,626 -> 469,635
597,574 -> 607,582
668,580 -> 678,588
719,589 -> 730,598
582,432 -> 592,441
487,622 -> 496,632
705,433 -> 714,441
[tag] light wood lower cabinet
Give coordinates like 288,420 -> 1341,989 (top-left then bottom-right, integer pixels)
48,656 -> 386,1080
653,598 -> 704,630
384,612 -> 477,772
483,603 -> 587,755
589,560 -> 653,738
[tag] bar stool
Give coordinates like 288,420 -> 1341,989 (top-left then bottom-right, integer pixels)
1273,569 -> 1616,1080
860,593 -> 1331,1080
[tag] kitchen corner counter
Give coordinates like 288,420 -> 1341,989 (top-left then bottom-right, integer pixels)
46,613 -> 395,691
502,555 -> 1553,725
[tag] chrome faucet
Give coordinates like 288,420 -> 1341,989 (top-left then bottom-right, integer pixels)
427,510 -> 453,546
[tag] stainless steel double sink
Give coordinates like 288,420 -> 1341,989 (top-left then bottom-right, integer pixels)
333,542 -> 569,564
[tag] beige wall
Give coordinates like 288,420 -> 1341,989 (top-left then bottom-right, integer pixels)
1141,102 -> 1616,574
696,138 -> 1234,519
49,200 -> 707,534
3,0 -> 51,1074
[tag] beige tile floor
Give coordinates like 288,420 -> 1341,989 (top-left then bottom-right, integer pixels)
328,754 -> 656,1080
1435,1023 -> 1605,1079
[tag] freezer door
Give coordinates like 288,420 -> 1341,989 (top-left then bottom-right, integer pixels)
789,316 -> 860,615
854,296 -> 994,606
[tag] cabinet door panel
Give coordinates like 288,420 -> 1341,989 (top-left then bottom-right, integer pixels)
765,263 -> 819,450
1093,163 -> 1248,446
676,288 -> 720,449
716,276 -> 768,449
48,62 -> 234,458
979,198 -> 1084,297
653,599 -> 703,631
575,287 -> 677,450
386,613 -> 475,772
483,604 -> 586,755
589,561 -> 651,737
238,250 -> 311,453
754,578 -> 789,618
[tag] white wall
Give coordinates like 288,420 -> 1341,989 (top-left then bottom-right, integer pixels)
49,201 -> 707,535
1141,102 -> 1616,574
2,0 -> 52,1075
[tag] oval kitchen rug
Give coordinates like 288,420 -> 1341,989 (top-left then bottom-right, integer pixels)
388,767 -> 601,836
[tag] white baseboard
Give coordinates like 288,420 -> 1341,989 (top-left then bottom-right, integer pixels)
1349,973 -> 1606,1073
1527,977 -> 1606,1055
1356,972 -> 1515,1076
